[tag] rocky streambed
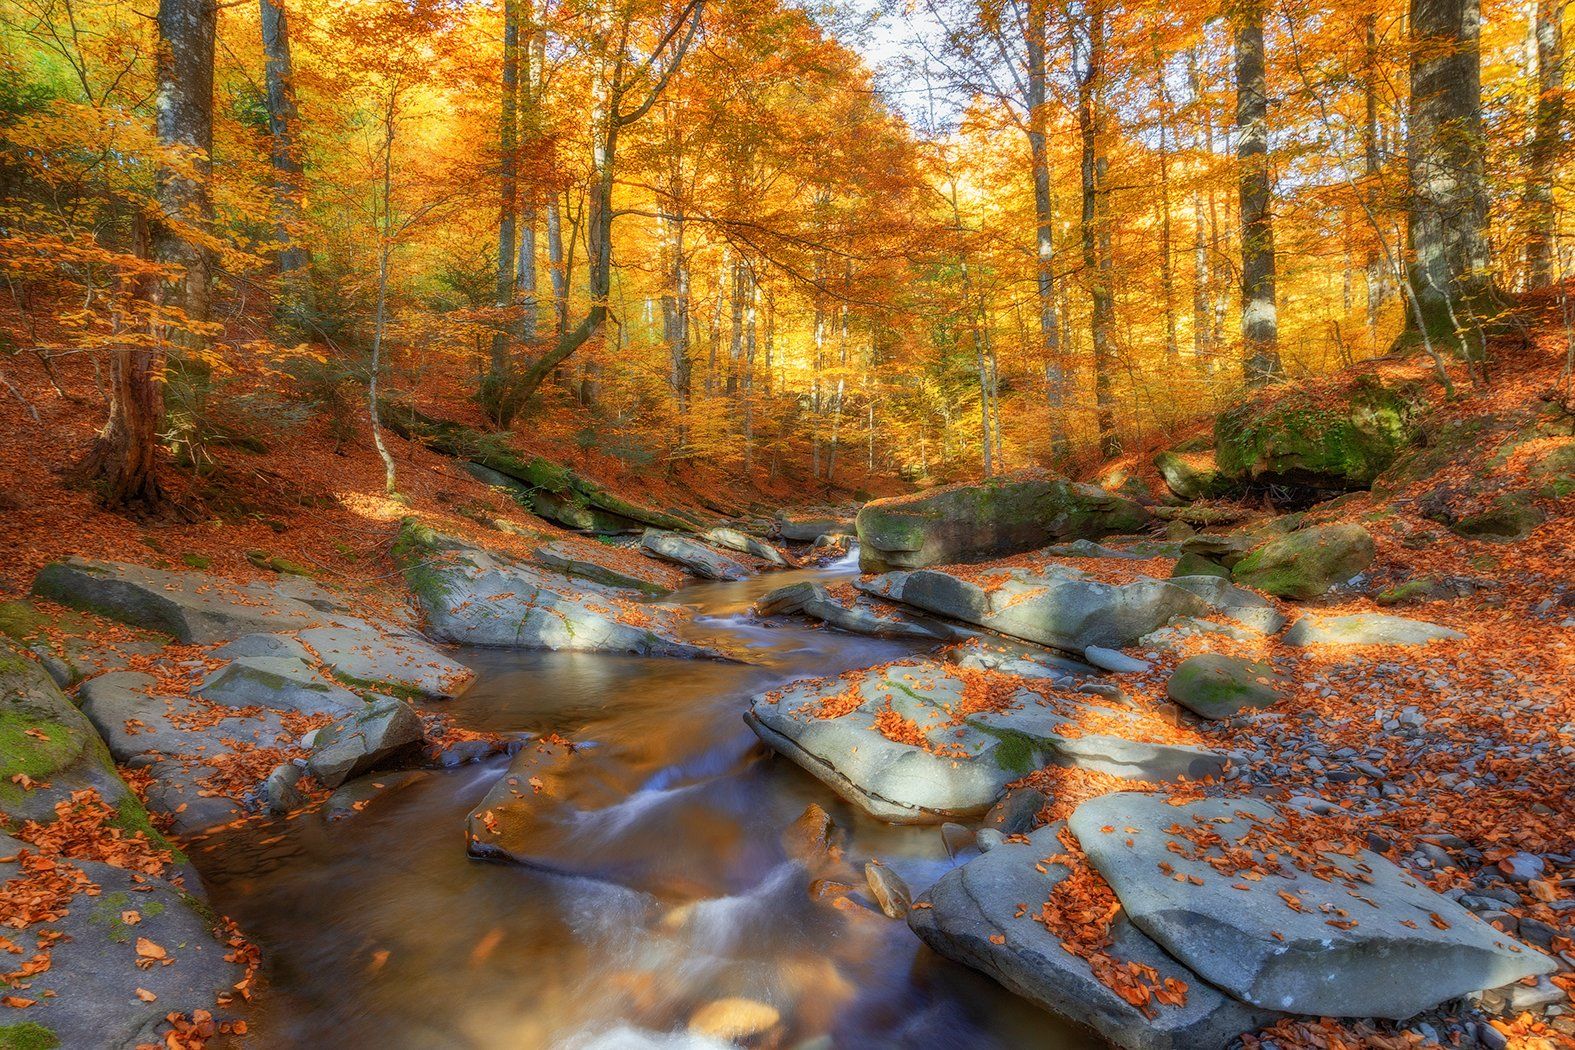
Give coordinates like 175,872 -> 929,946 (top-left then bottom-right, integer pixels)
2,499 -> 1568,1049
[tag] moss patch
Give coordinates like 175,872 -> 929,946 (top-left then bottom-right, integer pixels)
0,1023 -> 60,1050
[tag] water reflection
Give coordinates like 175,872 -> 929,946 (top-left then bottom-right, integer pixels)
197,563 -> 1089,1048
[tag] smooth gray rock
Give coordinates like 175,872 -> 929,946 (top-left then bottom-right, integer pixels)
777,514 -> 854,542
757,582 -> 946,639
197,655 -> 365,717
704,526 -> 791,567
78,672 -> 291,766
1082,646 -> 1151,674
1282,614 -> 1466,648
910,822 -> 1277,1050
33,557 -> 326,642
531,541 -> 670,595
306,697 -> 425,789
296,621 -> 473,699
756,581 -> 822,615
1069,793 -> 1557,1019
0,851 -> 243,1050
263,762 -> 304,814
394,523 -> 712,657
641,529 -> 753,580
745,659 -> 1225,823
212,632 -> 313,661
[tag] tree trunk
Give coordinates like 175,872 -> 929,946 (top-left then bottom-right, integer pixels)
368,91 -> 398,496
154,0 -> 215,333
1189,50 -> 1214,376
547,198 -> 568,336
1363,15 -> 1386,339
485,0 -> 520,422
1524,0 -> 1566,287
1236,1 -> 1281,385
1026,0 -> 1067,457
1406,0 -> 1494,348
1156,55 -> 1179,365
76,217 -> 165,510
259,0 -> 307,297
1079,3 -> 1119,457
518,207 -> 538,341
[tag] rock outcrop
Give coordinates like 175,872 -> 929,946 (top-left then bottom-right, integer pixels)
856,473 -> 1149,572
640,529 -> 753,581
1230,523 -> 1375,599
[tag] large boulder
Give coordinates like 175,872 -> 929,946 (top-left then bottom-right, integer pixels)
294,622 -> 473,700
0,599 -> 165,688
1165,654 -> 1285,720
1069,793 -> 1556,1019
755,583 -> 949,640
393,521 -> 712,657
0,644 -> 142,829
856,473 -> 1150,572
0,837 -> 244,1050
1214,374 -> 1423,491
196,655 -> 365,717
32,558 -> 326,643
862,563 -> 1280,653
530,542 -> 671,595
640,529 -> 752,581
1154,440 -> 1227,501
703,527 -> 792,567
1282,613 -> 1465,647
909,822 -> 1276,1050
1230,523 -> 1375,599
775,512 -> 854,542
745,659 -> 1225,823
306,697 -> 425,789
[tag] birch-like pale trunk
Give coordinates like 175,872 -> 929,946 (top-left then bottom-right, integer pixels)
1236,0 -> 1281,385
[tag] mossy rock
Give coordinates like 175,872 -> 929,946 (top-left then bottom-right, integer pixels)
0,1023 -> 60,1050
1448,491 -> 1547,543
1375,577 -> 1448,606
245,550 -> 315,577
1154,448 -> 1227,501
856,472 -> 1150,572
1165,654 -> 1285,720
1170,552 -> 1231,580
1215,375 -> 1423,490
1231,523 -> 1375,599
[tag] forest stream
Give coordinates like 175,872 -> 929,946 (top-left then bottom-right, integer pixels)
191,554 -> 1087,1049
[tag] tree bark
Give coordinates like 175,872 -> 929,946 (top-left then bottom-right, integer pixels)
1405,0 -> 1494,348
1026,0 -> 1067,457
1156,54 -> 1179,365
1189,49 -> 1214,376
1079,2 -> 1118,456
547,198 -> 568,335
1236,0 -> 1281,385
485,0 -> 520,422
1363,15 -> 1386,338
154,0 -> 215,332
259,0 -> 307,289
1524,0 -> 1566,287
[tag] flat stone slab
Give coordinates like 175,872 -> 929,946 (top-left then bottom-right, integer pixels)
863,563 -> 1281,653
641,529 -> 752,580
703,527 -> 791,567
395,523 -> 713,657
745,660 -> 1225,823
1069,793 -> 1557,1019
1282,614 -> 1466,648
296,621 -> 473,699
909,822 -> 1276,1050
33,558 -> 327,643
0,840 -> 244,1049
1165,654 -> 1285,720
197,655 -> 365,718
78,672 -> 293,766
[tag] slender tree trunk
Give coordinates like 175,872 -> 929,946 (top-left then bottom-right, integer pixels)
1236,0 -> 1281,385
259,0 -> 307,297
485,0 -> 520,421
1525,0 -> 1566,287
1406,0 -> 1494,349
743,268 -> 757,472
547,198 -> 568,336
1079,3 -> 1119,457
154,0 -> 215,333
1363,15 -> 1386,338
727,257 -> 745,396
1027,0 -> 1067,457
368,90 -> 398,495
1156,56 -> 1179,365
518,207 -> 538,341
1189,50 -> 1214,376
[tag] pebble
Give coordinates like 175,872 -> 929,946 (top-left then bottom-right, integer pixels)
1501,851 -> 1545,883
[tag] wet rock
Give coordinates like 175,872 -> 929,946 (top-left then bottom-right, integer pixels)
1069,793 -> 1557,1019
1165,654 -> 1285,720
910,822 -> 1276,1050
263,762 -> 304,814
529,541 -> 670,595
782,803 -> 840,861
703,526 -> 792,567
976,828 -> 1005,852
306,697 -> 424,789
864,859 -> 912,918
983,786 -> 1049,835
1230,523 -> 1375,599
688,998 -> 781,1043
776,512 -> 854,542
746,659 -> 1225,823
322,769 -> 429,822
32,557 -> 326,642
0,848 -> 243,1050
757,581 -> 821,616
940,822 -> 976,859
641,529 -> 752,581
394,522 -> 712,657
1282,613 -> 1465,647
296,622 -> 474,699
466,741 -> 579,862
857,473 -> 1149,572
197,655 -> 365,717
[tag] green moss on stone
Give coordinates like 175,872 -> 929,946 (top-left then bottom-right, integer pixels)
0,1022 -> 60,1050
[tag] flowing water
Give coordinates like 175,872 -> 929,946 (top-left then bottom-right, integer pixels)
197,555 -> 1088,1049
